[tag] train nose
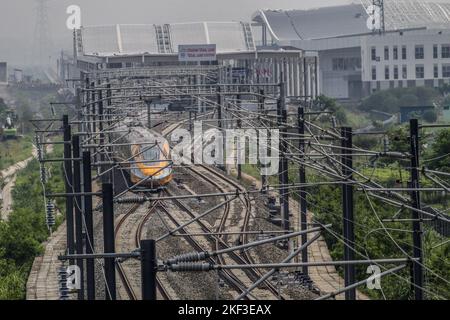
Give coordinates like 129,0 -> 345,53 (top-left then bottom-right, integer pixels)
141,162 -> 172,178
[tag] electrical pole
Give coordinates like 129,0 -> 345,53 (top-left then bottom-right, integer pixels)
141,240 -> 157,300
72,135 -> 84,300
259,89 -> 267,189
236,91 -> 242,180
341,127 -> 355,300
147,101 -> 152,129
33,0 -> 53,67
298,107 -> 308,274
409,119 -> 424,300
83,151 -> 95,300
63,115 -> 75,266
278,82 -> 289,232
102,183 -> 116,300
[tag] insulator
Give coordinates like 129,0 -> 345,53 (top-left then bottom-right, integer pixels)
383,136 -> 390,153
46,201 -> 56,227
116,196 -> 146,204
58,266 -> 70,300
35,135 -> 40,148
40,166 -> 47,184
37,146 -> 43,162
331,116 -> 337,129
169,262 -> 213,272
166,251 -> 209,265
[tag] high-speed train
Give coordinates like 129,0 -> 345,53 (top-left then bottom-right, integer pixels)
112,123 -> 173,189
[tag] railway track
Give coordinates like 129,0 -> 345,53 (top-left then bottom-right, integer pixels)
114,200 -> 171,300
158,115 -> 284,299
157,199 -> 255,299
184,165 -> 284,299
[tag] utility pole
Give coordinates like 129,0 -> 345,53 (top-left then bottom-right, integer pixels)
63,115 -> 75,266
236,91 -> 242,180
409,119 -> 424,300
84,76 -> 90,135
102,183 -> 116,300
341,127 -> 355,300
91,82 -> 96,153
106,83 -> 112,127
33,0 -> 53,67
72,135 -> 84,300
147,101 -> 152,129
278,82 -> 289,232
258,89 -> 265,114
298,107 -> 308,274
216,85 -> 225,170
217,86 -> 222,130
140,240 -> 157,300
259,89 -> 267,189
83,151 -> 95,300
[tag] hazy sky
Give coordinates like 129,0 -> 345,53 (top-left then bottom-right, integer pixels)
0,0 -> 448,66
0,0 -> 356,65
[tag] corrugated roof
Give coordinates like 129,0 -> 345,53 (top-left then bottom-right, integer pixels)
79,21 -> 255,57
253,0 -> 450,41
257,4 -> 369,41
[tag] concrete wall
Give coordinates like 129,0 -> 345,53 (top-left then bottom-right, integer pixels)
319,47 -> 362,100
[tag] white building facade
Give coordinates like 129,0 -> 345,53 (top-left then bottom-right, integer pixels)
252,0 -> 450,100
361,30 -> 450,94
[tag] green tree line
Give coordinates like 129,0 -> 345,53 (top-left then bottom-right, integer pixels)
0,145 -> 65,299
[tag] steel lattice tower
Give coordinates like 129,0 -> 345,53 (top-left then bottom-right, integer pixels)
32,0 -> 53,67
372,0 -> 385,33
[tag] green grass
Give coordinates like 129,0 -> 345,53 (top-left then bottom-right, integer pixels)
345,110 -> 372,129
0,144 -> 65,299
0,137 -> 33,171
241,162 -> 449,299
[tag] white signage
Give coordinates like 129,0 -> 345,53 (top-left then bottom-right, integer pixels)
178,44 -> 217,62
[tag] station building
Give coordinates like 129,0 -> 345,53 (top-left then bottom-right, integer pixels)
252,0 -> 450,100
62,21 -> 318,99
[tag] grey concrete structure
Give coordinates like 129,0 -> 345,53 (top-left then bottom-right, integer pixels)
252,0 -> 450,100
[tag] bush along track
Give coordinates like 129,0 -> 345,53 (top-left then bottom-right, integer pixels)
0,144 -> 65,299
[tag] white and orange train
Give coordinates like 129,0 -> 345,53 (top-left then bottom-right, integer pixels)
112,124 -> 173,189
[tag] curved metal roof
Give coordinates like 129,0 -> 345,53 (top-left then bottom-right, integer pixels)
79,21 -> 256,57
252,0 -> 450,41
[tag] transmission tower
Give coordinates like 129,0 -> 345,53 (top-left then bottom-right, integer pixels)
372,0 -> 385,33
32,0 -> 53,67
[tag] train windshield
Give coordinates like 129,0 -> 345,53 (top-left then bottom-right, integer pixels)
142,146 -> 160,161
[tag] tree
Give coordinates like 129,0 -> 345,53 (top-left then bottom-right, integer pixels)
354,135 -> 379,150
399,94 -> 419,107
423,110 -> 438,123
360,92 -> 399,113
387,126 -> 410,153
314,95 -> 338,112
335,107 -> 347,124
415,87 -> 437,105
429,129 -> 450,170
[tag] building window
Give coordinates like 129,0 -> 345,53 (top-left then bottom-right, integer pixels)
385,66 -> 390,80
332,57 -> 362,71
443,65 -> 450,78
415,45 -> 424,59
416,65 -> 425,79
394,65 -> 399,79
371,47 -> 377,61
402,65 -> 408,79
434,64 -> 439,78
393,46 -> 398,60
442,45 -> 450,58
402,46 -> 407,60
384,46 -> 389,60
372,66 -> 377,80
434,45 -> 439,59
